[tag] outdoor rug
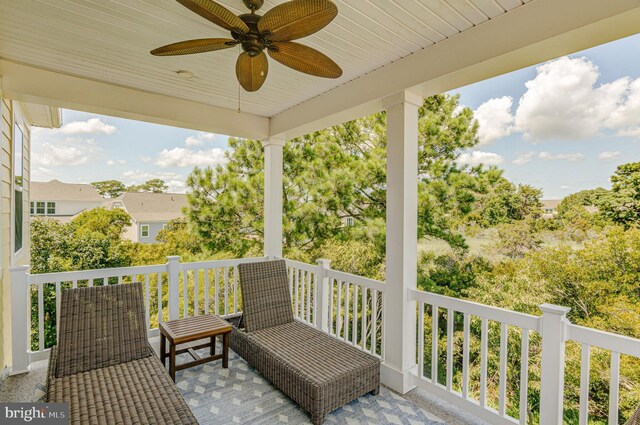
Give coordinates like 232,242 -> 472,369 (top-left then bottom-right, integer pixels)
175,344 -> 445,425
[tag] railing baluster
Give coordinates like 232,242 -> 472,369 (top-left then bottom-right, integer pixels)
336,280 -> 342,338
157,273 -> 162,324
499,322 -> 508,416
361,287 -> 367,350
371,290 -> 378,355
204,269 -> 210,315
520,329 -> 530,425
446,309 -> 454,391
224,266 -> 229,316
579,343 -> 590,425
38,284 -> 44,351
609,351 -> 620,425
352,284 -> 358,344
55,282 -> 61,337
214,268 -> 220,315
306,271 -> 312,323
72,280 -> 77,289
343,281 -> 350,342
117,276 -> 121,285
144,274 -> 150,330
480,318 -> 488,407
431,304 -> 439,384
233,266 -> 238,314
462,313 -> 470,399
182,270 -> 188,318
328,278 -> 334,335
194,270 -> 199,316
418,302 -> 425,378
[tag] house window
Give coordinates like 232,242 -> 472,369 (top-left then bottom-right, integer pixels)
30,202 -> 34,214
345,217 -> 355,227
47,202 -> 56,215
13,122 -> 24,253
36,201 -> 45,215
141,225 -> 149,237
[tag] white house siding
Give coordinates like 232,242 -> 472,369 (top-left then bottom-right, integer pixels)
0,97 -> 31,371
31,199 -> 104,221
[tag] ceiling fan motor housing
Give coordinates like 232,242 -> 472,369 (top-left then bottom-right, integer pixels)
243,0 -> 264,11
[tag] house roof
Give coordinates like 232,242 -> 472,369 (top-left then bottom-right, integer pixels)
1,1 -> 637,140
31,180 -> 104,202
113,192 -> 188,223
541,199 -> 562,209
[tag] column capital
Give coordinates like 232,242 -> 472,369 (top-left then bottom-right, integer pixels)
262,136 -> 286,147
539,304 -> 571,316
382,90 -> 423,109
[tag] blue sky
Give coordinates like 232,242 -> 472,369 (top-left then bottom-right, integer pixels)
33,34 -> 640,198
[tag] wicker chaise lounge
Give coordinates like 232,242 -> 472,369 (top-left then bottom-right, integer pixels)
230,259 -> 380,425
46,282 -> 198,425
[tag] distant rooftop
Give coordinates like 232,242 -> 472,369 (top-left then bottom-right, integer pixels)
31,180 -> 103,202
541,199 -> 562,209
112,192 -> 188,223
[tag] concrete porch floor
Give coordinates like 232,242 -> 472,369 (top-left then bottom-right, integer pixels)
0,337 -> 486,425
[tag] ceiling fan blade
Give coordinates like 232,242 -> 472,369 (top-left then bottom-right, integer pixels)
151,38 -> 237,56
258,0 -> 337,42
236,52 -> 269,92
176,0 -> 249,33
268,41 -> 342,78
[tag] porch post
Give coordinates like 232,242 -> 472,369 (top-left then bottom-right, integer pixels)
10,265 -> 31,375
167,256 -> 181,321
263,136 -> 285,259
381,90 -> 422,393
539,304 -> 571,424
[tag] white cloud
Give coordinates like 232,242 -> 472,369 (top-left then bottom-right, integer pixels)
458,151 -> 504,167
107,159 -> 126,166
57,118 -> 116,135
33,143 -> 91,168
185,132 -> 217,147
598,151 -> 621,161
510,57 -> 640,141
31,166 -> 59,181
513,151 -> 536,165
538,152 -> 585,162
155,147 -> 227,168
474,96 -> 515,145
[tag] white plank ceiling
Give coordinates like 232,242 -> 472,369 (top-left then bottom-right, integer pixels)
0,0 -> 526,117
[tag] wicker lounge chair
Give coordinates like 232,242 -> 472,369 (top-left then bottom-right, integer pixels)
46,282 -> 198,425
230,259 -> 380,425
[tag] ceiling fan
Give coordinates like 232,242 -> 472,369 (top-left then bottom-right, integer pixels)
151,0 -> 343,92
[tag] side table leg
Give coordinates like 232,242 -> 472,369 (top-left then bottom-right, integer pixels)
223,332 -> 229,369
170,344 -> 176,381
211,335 -> 216,356
160,334 -> 166,365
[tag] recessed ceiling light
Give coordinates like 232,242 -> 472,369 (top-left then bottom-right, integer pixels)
175,70 -> 194,79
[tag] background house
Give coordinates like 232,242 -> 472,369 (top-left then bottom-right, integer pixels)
106,192 -> 188,243
30,180 -> 104,222
541,199 -> 562,218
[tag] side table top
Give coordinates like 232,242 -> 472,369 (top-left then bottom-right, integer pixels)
160,314 -> 232,344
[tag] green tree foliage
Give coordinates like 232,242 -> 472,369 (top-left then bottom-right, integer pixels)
128,178 -> 169,193
600,162 -> 640,227
186,94 -> 511,257
91,179 -> 126,198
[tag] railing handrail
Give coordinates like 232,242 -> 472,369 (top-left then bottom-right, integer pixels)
325,268 -> 386,293
409,288 -> 540,331
283,258 -> 318,274
180,256 -> 267,271
567,323 -> 640,357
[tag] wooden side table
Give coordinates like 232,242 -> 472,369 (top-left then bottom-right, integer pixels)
159,314 -> 232,381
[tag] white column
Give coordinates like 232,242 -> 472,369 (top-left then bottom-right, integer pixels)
10,265 -> 30,375
539,304 -> 571,424
315,259 -> 331,332
263,136 -> 285,259
167,256 -> 181,321
381,90 -> 422,393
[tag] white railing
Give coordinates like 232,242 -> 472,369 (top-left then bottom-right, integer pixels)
567,323 -> 640,425
410,289 -> 540,425
285,259 -> 386,359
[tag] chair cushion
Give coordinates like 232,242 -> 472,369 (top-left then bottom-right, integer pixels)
238,260 -> 294,332
48,355 -> 198,425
